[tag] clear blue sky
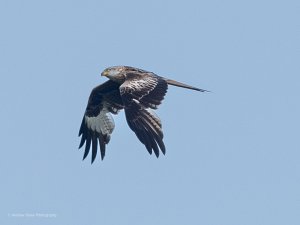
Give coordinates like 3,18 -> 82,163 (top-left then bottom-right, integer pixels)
0,0 -> 299,224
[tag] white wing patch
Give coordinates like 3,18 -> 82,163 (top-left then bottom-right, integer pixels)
85,109 -> 115,135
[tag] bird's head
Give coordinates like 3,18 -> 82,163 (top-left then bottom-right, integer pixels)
101,66 -> 126,83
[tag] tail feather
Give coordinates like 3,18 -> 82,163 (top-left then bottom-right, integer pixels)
165,79 -> 208,92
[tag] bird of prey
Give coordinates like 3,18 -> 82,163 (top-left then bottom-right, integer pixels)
78,66 -> 207,163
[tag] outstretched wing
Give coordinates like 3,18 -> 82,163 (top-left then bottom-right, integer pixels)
78,80 -> 124,163
120,72 -> 168,157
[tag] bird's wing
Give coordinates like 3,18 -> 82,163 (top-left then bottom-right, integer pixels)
78,80 -> 124,163
120,72 -> 168,157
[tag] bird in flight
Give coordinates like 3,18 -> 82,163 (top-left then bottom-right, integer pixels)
78,66 -> 207,163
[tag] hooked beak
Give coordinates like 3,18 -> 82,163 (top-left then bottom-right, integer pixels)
101,70 -> 108,77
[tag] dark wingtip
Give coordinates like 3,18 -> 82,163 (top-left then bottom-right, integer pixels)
78,135 -> 86,149
100,154 -> 105,160
161,144 -> 166,155
100,146 -> 105,160
82,153 -> 88,161
91,136 -> 98,164
78,127 -> 83,137
99,136 -> 106,161
78,142 -> 84,150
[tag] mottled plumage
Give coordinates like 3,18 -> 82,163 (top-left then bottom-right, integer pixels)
78,66 -> 207,163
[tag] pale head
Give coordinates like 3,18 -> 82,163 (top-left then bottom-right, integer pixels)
101,66 -> 126,83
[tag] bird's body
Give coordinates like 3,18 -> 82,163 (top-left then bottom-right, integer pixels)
79,66 -> 207,163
